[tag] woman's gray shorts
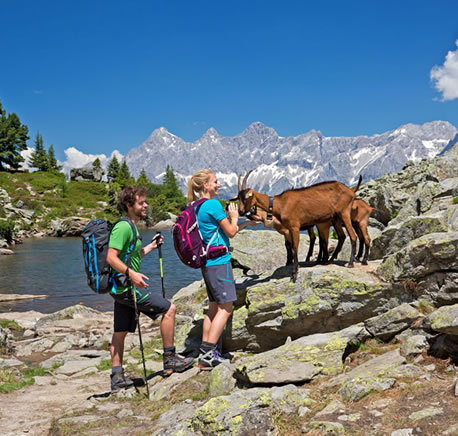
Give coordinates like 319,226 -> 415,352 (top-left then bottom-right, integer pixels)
201,262 -> 236,304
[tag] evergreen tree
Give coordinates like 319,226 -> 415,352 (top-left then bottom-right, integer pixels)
0,100 -> 29,171
47,145 -> 62,172
163,165 -> 186,209
29,132 -> 49,171
163,165 -> 181,197
136,168 -> 151,188
92,158 -> 102,169
117,161 -> 133,188
107,155 -> 120,181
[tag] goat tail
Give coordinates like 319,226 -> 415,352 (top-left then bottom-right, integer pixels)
352,175 -> 362,193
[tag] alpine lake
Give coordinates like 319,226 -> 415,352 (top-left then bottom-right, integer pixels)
0,230 -> 203,313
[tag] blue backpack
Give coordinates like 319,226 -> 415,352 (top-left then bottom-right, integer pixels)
82,218 -> 137,294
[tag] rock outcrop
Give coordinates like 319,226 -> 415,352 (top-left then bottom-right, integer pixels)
70,166 -> 105,182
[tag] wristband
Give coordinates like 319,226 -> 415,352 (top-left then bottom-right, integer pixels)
125,267 -> 129,277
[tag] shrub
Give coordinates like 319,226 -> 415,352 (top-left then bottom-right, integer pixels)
0,219 -> 15,243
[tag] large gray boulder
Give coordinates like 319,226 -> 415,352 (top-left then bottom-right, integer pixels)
223,264 -> 401,352
70,166 -> 104,182
370,214 -> 449,260
234,324 -> 369,385
231,229 -> 312,274
48,217 -> 91,237
425,304 -> 458,336
378,232 -> 458,282
190,385 -> 314,435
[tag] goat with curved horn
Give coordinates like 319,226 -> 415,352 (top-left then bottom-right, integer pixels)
241,170 -> 253,191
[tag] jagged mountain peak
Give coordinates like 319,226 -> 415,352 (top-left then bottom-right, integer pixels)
125,120 -> 458,197
202,127 -> 222,139
239,121 -> 278,139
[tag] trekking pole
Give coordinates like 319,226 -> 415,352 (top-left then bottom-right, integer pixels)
154,232 -> 165,298
132,288 -> 150,399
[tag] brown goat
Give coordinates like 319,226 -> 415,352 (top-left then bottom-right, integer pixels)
248,207 -> 337,265
330,198 -> 374,265
236,173 -> 361,281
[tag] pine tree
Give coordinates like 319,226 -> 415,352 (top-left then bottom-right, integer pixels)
117,161 -> 133,188
29,132 -> 49,171
107,156 -> 120,181
0,100 -> 29,171
163,165 -> 181,197
136,168 -> 151,188
92,158 -> 102,169
163,165 -> 186,209
47,145 -> 62,172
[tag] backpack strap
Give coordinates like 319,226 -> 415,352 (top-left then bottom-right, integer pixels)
195,198 -> 222,255
110,217 -> 139,293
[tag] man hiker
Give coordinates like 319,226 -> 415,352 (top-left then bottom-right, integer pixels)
107,186 -> 193,392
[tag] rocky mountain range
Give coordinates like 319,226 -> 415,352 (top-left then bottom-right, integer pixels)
125,120 -> 458,197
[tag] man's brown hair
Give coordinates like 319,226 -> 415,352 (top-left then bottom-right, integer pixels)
118,186 -> 148,213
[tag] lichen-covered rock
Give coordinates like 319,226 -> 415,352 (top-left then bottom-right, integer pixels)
364,303 -> 422,340
370,214 -> 449,260
191,389 -> 275,435
225,265 -> 398,352
425,304 -> 458,335
378,232 -> 458,282
305,421 -> 345,434
191,385 -> 313,435
399,334 -> 429,357
337,376 -> 396,401
324,349 -> 421,391
234,324 -> 369,385
408,407 -> 444,421
208,363 -> 237,397
415,272 -> 458,306
231,229 -> 312,274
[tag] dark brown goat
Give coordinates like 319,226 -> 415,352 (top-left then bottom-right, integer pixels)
330,198 -> 374,264
236,173 -> 361,281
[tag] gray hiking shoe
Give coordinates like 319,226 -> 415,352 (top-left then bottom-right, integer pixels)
198,348 -> 230,371
163,352 -> 194,376
110,370 -> 134,392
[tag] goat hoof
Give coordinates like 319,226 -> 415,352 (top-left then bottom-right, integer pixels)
347,263 -> 354,268
362,260 -> 368,265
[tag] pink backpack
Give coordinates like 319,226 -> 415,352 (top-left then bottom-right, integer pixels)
172,199 -> 228,268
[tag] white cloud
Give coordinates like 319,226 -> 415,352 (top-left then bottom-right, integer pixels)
19,147 -> 35,170
61,147 -> 124,175
430,39 -> 458,101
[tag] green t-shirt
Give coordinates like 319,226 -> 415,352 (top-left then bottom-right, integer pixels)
108,220 -> 142,294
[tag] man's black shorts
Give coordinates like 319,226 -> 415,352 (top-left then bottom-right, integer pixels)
111,288 -> 171,333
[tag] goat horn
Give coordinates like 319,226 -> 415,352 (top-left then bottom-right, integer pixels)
241,170 -> 253,191
238,174 -> 242,193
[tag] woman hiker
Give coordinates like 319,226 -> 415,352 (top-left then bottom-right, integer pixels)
187,169 -> 261,370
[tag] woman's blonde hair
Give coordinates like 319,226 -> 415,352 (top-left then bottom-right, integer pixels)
187,169 -> 213,202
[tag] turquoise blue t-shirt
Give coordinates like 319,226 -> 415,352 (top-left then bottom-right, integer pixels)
196,199 -> 231,266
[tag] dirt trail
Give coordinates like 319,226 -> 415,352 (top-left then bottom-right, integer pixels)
0,372 -> 108,436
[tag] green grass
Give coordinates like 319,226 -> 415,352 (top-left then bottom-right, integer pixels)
453,196 -> 458,205
0,366 -> 46,393
0,171 -> 118,229
0,319 -> 23,331
96,358 -> 112,371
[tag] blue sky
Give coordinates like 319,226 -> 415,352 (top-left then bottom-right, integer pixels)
1,0 -> 458,166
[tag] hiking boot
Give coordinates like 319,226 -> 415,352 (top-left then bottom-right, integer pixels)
163,352 -> 194,376
111,370 -> 134,392
198,348 -> 230,371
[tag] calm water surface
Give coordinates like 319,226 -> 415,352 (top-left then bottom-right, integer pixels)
0,230 -> 202,313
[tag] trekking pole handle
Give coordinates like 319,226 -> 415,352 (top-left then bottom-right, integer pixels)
152,232 -> 163,246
